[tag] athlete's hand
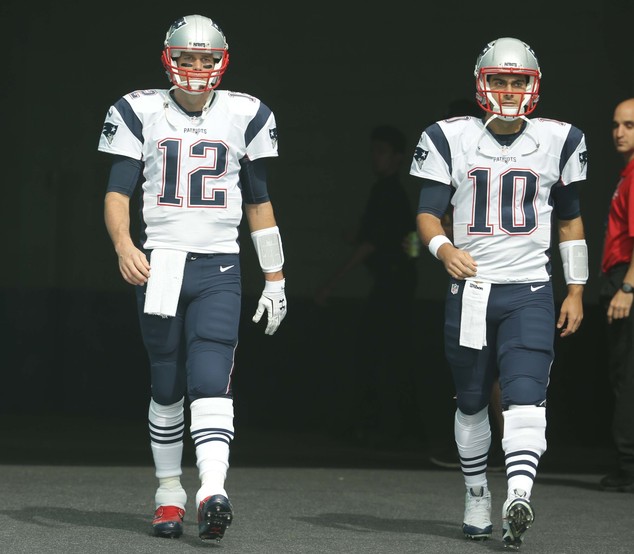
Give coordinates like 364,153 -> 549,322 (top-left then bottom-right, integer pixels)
557,286 -> 584,337
438,245 -> 478,280
116,243 -> 151,286
253,279 -> 287,335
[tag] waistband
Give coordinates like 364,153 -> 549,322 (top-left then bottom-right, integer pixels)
186,252 -> 237,261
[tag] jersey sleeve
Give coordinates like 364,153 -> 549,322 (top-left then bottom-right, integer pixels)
409,123 -> 453,184
560,125 -> 588,186
245,102 -> 279,162
97,96 -> 144,160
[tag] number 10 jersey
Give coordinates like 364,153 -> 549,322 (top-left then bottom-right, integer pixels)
410,115 -> 587,283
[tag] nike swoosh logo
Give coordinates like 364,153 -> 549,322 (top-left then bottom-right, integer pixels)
530,285 -> 546,292
220,265 -> 235,272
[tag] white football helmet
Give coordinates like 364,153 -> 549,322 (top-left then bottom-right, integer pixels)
474,37 -> 541,120
161,15 -> 229,94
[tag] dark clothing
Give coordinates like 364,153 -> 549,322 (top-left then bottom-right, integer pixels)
358,174 -> 417,286
599,159 -> 634,475
353,173 -> 418,437
599,263 -> 634,473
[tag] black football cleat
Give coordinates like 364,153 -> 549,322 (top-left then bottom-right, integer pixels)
198,494 -> 233,541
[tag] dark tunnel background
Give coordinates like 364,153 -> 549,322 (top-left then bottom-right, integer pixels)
2,0 -> 632,463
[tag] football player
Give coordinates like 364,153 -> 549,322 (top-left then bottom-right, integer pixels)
99,14 -> 287,542
411,37 -> 588,549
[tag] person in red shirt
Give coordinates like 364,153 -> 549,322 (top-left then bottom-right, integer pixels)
599,97 -> 634,492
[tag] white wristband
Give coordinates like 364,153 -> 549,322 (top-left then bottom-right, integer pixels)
263,278 -> 285,292
428,235 -> 452,259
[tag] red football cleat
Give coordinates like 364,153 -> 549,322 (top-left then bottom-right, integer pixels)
152,505 -> 185,538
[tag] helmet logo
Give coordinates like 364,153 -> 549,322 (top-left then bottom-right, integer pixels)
168,17 -> 187,35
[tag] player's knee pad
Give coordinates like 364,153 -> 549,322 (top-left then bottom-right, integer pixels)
502,405 -> 547,456
456,392 -> 490,415
503,381 -> 547,407
188,363 -> 234,400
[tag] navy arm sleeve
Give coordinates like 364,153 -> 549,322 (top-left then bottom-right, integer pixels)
106,155 -> 143,196
551,181 -> 582,220
417,178 -> 453,218
240,157 -> 270,204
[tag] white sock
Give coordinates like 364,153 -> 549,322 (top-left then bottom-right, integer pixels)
155,476 -> 187,510
149,398 -> 187,509
190,397 -> 234,506
502,405 -> 547,499
455,407 -> 492,489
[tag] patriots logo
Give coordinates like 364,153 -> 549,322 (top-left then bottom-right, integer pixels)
168,17 -> 187,35
269,127 -> 278,148
102,122 -> 118,145
579,150 -> 588,167
413,147 -> 429,169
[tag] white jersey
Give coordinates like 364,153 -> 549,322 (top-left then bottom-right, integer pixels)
98,89 -> 278,253
410,116 -> 587,283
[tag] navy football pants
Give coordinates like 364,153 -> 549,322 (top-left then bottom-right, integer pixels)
135,253 -> 241,405
444,279 -> 555,414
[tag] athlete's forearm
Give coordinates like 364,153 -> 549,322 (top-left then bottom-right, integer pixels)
557,215 -> 585,242
104,191 -> 135,254
244,201 -> 277,231
417,212 -> 446,246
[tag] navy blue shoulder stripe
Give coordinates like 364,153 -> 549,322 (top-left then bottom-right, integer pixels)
559,125 -> 583,175
114,97 -> 144,146
426,123 -> 452,175
245,102 -> 272,146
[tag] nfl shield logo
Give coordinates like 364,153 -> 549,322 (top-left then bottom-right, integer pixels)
451,283 -> 459,295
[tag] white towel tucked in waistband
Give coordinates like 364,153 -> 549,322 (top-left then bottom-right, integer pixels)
459,280 -> 491,350
143,249 -> 187,318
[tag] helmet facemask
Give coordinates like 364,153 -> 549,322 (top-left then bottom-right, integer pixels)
474,37 -> 541,121
161,15 -> 230,94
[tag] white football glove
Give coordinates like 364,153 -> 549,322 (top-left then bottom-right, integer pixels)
252,279 -> 287,335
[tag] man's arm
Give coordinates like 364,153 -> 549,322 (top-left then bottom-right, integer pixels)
244,201 -> 284,283
606,244 -> 634,324
244,201 -> 286,335
556,216 -> 586,336
417,212 -> 477,279
104,191 -> 150,285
